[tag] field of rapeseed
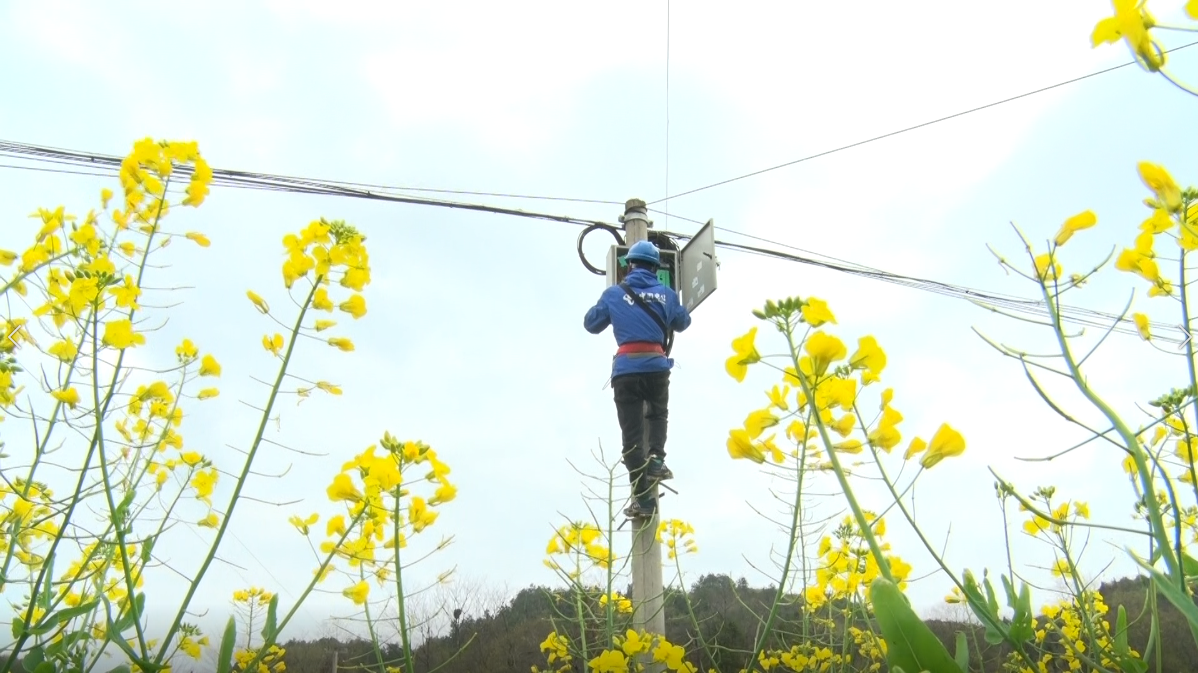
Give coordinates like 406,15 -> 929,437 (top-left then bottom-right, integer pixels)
3,3 -> 1198,672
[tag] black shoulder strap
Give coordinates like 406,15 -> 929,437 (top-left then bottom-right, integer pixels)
619,282 -> 674,356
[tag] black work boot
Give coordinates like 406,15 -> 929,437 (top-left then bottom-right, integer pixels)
623,493 -> 658,520
646,455 -> 674,481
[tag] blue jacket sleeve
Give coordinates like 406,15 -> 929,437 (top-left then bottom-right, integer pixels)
669,291 -> 692,332
583,294 -> 610,334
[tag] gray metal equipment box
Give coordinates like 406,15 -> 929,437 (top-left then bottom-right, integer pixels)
604,219 -> 718,314
606,245 -> 679,291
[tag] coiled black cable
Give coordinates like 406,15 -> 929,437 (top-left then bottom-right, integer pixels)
577,223 -> 625,275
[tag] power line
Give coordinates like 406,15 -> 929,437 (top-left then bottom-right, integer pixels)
664,0 -> 671,230
647,206 -> 884,275
705,238 -> 1187,345
648,40 -> 1198,207
0,140 -> 1184,343
0,141 -> 619,230
0,140 -> 621,206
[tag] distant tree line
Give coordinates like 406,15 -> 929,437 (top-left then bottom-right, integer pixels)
211,573 -> 1197,673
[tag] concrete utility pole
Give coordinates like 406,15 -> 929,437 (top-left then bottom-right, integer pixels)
620,198 -> 667,672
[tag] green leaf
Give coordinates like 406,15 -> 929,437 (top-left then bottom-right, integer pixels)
216,616 -> 237,673
1131,551 -> 1198,647
961,571 -> 1005,646
52,600 -> 100,627
32,662 -> 55,673
261,593 -> 279,643
25,598 -> 102,638
983,574 -> 999,615
1007,581 -> 1034,644
869,577 -> 964,673
1115,604 -> 1129,655
36,554 -> 55,611
21,645 -> 44,672
44,630 -> 89,658
104,628 -> 157,673
113,489 -> 137,528
953,631 -> 969,672
1001,574 -> 1017,609
140,535 -> 156,566
12,615 -> 26,639
1182,551 -> 1198,580
114,593 -> 145,633
106,668 -> 131,673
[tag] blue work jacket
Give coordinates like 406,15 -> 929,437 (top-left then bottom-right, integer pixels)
583,268 -> 692,378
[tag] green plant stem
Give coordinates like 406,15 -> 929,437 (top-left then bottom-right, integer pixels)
248,508 -> 369,673
392,483 -> 417,673
604,464 -> 616,645
870,453 -> 1035,669
1057,533 -> 1115,672
2,202 -> 165,672
0,247 -> 79,296
573,547 -> 589,666
96,191 -> 178,665
152,278 -> 320,665
0,306 -> 91,593
671,553 -> 717,667
18,383 -> 190,667
787,328 -> 893,584
1177,245 -> 1198,504
361,571 -> 388,673
1033,241 -> 1182,581
743,318 -> 829,672
1150,589 -> 1162,673
91,309 -> 152,662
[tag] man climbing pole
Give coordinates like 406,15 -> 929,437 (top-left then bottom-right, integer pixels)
583,240 -> 692,519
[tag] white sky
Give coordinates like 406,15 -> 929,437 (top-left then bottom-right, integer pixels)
3,0 -> 1198,662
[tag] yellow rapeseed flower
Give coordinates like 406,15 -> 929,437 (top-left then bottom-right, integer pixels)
339,294 -> 366,319
726,429 -> 765,463
800,297 -> 836,327
48,340 -> 77,362
725,327 -> 760,382
313,288 -> 334,311
919,423 -> 965,469
289,513 -> 319,535
1132,312 -> 1151,341
102,319 -> 145,349
1138,161 -> 1182,213
199,354 -> 221,376
263,333 -> 284,355
342,581 -> 369,605
589,649 -> 628,673
1034,253 -> 1061,282
327,473 -> 362,502
743,408 -> 779,439
1053,210 -> 1097,246
1092,0 -> 1164,71
51,387 -> 80,409
327,337 -> 355,352
185,232 -> 210,247
804,331 -> 846,377
247,290 -> 269,314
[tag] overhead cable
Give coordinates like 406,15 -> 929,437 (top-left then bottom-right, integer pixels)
0,140 -> 1184,344
648,39 -> 1198,206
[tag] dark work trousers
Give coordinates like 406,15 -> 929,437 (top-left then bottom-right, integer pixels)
611,370 -> 670,500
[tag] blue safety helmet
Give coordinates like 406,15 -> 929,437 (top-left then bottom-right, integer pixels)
625,240 -> 661,267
